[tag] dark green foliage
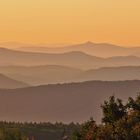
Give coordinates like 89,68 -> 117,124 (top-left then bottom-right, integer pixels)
74,118 -> 98,140
0,127 -> 25,140
101,96 -> 126,124
0,121 -> 80,140
74,95 -> 140,140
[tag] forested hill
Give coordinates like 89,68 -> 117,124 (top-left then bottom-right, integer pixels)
0,80 -> 139,123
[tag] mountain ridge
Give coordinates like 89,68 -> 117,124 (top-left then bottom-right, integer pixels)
16,41 -> 140,57
0,73 -> 29,89
2,47 -> 140,69
0,80 -> 139,123
2,65 -> 140,85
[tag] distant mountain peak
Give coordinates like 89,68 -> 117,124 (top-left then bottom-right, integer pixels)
84,41 -> 95,46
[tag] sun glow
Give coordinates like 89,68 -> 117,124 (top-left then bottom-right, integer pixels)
0,0 -> 140,46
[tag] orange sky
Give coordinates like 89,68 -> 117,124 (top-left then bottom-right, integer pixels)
0,0 -> 140,46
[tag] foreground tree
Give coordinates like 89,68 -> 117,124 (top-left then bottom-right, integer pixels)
73,118 -> 98,140
101,96 -> 126,124
73,95 -> 140,140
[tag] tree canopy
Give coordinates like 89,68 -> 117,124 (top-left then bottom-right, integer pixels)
74,95 -> 140,140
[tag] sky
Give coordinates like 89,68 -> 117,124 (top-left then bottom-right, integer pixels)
0,0 -> 140,46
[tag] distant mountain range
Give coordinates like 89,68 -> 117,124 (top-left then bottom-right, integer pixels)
1,65 -> 140,85
78,66 -> 140,81
0,65 -> 82,85
1,42 -> 140,124
1,47 -> 140,70
0,80 -> 139,123
0,74 -> 28,89
17,41 -> 140,57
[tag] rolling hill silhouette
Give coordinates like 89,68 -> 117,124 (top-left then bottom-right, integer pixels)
0,65 -> 82,85
1,47 -> 140,69
78,66 -> 140,81
0,80 -> 139,123
17,41 -> 140,57
1,65 -> 140,85
0,73 -> 29,89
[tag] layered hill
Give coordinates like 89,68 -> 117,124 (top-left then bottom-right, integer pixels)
0,80 -> 139,123
78,66 -> 140,81
1,47 -> 140,69
0,65 -> 82,85
1,65 -> 140,85
0,48 -> 101,69
0,74 -> 28,89
17,41 -> 140,57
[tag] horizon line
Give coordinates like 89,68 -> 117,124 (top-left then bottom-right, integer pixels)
0,40 -> 140,48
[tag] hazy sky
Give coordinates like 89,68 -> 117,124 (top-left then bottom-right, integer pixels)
0,0 -> 140,46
